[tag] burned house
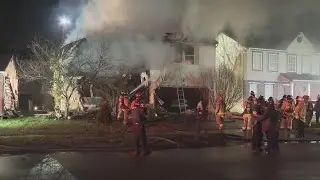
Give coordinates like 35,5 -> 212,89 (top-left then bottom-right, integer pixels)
148,32 -> 218,112
60,32 -> 217,114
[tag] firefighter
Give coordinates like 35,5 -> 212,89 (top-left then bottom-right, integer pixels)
303,95 -> 314,127
280,95 -> 295,139
314,96 -> 320,125
243,96 -> 254,132
117,91 -> 130,124
260,97 -> 280,153
278,95 -> 287,110
196,98 -> 208,135
250,91 -> 255,98
295,96 -> 306,138
215,94 -> 226,130
251,96 -> 266,153
130,92 -> 150,156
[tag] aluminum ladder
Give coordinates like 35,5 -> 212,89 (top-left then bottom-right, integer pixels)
176,87 -> 187,114
176,51 -> 187,114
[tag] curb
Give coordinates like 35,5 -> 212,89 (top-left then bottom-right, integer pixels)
0,146 -> 133,154
0,133 -> 242,154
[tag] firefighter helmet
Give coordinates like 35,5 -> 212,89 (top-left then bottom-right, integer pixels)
268,97 -> 274,104
250,91 -> 255,97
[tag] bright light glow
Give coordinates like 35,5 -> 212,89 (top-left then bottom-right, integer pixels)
34,106 -> 38,111
59,16 -> 71,26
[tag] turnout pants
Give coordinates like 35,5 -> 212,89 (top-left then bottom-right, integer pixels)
316,111 -> 320,125
132,124 -> 148,153
117,109 -> 129,122
252,121 -> 263,152
296,119 -> 305,138
215,112 -> 225,130
243,114 -> 252,130
266,123 -> 279,153
280,113 -> 293,130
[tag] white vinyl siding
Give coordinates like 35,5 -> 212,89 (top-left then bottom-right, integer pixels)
252,52 -> 263,71
265,84 -> 274,99
287,54 -> 297,72
249,83 -> 258,95
268,53 -> 278,72
302,55 -> 312,74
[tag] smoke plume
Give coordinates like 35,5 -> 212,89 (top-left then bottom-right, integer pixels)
67,0 -> 270,68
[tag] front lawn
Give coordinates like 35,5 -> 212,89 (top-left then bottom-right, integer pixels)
0,117 -> 125,148
0,117 -> 101,136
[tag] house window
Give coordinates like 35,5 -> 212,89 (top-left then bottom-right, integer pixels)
265,83 -> 274,98
268,53 -> 278,72
287,54 -> 297,72
252,52 -> 263,71
249,83 -> 258,96
183,45 -> 196,65
302,55 -> 312,74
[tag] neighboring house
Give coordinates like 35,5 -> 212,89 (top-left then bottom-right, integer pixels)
215,33 -> 247,70
3,56 -> 53,112
244,32 -> 320,101
215,33 -> 247,112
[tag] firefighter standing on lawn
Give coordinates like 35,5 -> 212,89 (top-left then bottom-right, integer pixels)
215,94 -> 226,130
280,95 -> 295,139
116,74 -> 132,124
196,98 -> 208,135
242,92 -> 255,132
130,92 -> 151,156
117,92 -> 130,124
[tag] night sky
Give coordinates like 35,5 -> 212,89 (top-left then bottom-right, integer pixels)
1,0 -> 320,68
0,0 -> 81,53
0,0 -> 81,69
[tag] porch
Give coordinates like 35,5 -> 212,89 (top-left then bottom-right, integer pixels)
279,73 -> 320,101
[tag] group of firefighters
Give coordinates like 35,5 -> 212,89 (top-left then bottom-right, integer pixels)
196,91 -> 317,153
242,91 -> 316,153
242,91 -> 314,137
117,91 -> 151,156
117,85 -> 317,155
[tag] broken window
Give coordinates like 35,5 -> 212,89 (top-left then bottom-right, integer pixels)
172,43 -> 197,64
183,45 -> 196,65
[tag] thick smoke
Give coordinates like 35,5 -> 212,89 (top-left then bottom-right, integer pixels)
67,0 -> 269,69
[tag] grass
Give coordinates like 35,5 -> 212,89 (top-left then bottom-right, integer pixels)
0,117 -> 101,136
0,117 -> 126,148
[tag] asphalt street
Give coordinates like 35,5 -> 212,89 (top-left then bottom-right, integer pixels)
1,144 -> 320,180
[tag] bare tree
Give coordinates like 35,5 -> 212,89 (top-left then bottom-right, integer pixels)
215,33 -> 246,72
16,36 -> 85,117
199,33 -> 247,111
201,64 -> 243,111
17,36 -> 115,118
